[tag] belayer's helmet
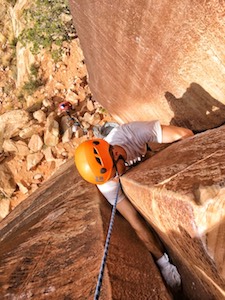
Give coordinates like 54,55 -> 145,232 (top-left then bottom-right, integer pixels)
58,101 -> 72,112
74,139 -> 113,184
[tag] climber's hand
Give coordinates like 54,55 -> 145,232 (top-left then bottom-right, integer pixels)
156,253 -> 181,288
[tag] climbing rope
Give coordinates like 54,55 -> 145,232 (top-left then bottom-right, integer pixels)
94,181 -> 121,300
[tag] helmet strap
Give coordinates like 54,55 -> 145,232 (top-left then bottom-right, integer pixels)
114,155 -> 126,176
109,145 -> 126,177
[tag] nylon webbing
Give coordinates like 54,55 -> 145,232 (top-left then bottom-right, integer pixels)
94,181 -> 121,300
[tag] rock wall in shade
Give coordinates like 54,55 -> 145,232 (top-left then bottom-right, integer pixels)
0,159 -> 171,299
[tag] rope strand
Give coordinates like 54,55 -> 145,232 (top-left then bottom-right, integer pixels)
94,181 -> 121,300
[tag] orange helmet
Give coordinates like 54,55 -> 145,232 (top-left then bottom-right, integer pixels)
74,139 -> 113,184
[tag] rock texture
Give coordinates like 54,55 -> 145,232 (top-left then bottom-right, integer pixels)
0,159 -> 171,300
69,0 -> 225,131
121,126 -> 225,300
9,0 -> 35,88
0,86 -> 114,219
1,1 -> 225,299
0,110 -> 30,150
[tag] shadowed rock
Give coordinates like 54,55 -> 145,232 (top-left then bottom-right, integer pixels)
0,159 -> 171,299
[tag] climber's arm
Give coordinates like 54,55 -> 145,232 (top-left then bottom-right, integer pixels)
161,125 -> 194,143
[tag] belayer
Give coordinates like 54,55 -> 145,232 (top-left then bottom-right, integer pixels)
58,101 -> 87,134
75,120 -> 194,288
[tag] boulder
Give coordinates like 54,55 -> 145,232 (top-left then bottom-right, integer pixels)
0,159 -> 171,299
11,0 -> 36,90
33,110 -> 46,123
0,110 -> 30,150
44,113 -> 59,147
19,124 -> 43,139
0,163 -> 17,198
17,181 -> 29,195
59,115 -> 71,133
0,198 -> 10,221
28,134 -> 44,152
62,128 -> 72,143
87,99 -> 95,112
75,128 -> 84,138
3,139 -> 29,156
65,89 -> 79,104
83,112 -> 101,126
26,152 -> 44,171
33,173 -> 43,181
42,99 -> 52,108
16,43 -> 36,89
42,147 -> 55,162
121,126 -> 225,299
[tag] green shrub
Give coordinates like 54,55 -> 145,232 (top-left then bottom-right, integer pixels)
22,63 -> 45,95
18,0 -> 76,58
22,78 -> 43,94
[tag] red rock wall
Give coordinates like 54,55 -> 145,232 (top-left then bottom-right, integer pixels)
99,195 -> 172,299
69,0 -> 225,131
0,160 -> 111,299
121,126 -> 225,300
0,159 -> 171,299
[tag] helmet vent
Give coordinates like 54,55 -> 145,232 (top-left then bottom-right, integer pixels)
100,168 -> 107,174
95,157 -> 102,165
93,148 -> 98,154
93,141 -> 100,145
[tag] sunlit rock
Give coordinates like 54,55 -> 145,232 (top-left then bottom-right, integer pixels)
0,110 -> 30,150
33,110 -> 46,123
26,152 -> 44,171
69,0 -> 225,129
28,134 -> 43,153
0,163 -> 16,197
3,139 -> 29,156
121,126 -> 225,299
0,198 -> 10,221
44,113 -> 59,147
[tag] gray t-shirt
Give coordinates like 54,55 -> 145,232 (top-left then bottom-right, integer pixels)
97,121 -> 162,205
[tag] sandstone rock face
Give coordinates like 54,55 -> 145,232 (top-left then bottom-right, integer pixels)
26,152 -> 44,171
0,87 -> 112,205
0,199 -> 10,220
0,110 -> 31,150
69,0 -> 225,131
0,159 -> 171,299
28,134 -> 43,152
3,139 -> 30,156
121,126 -> 225,299
10,0 -> 30,38
9,0 -> 36,88
44,113 -> 60,147
0,163 -> 17,197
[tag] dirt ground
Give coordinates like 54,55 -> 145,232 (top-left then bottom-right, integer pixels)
1,38 -> 115,214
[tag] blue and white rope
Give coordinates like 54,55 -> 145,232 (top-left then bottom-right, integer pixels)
94,181 -> 121,300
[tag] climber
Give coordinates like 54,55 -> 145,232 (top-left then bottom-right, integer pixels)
58,101 -> 86,134
74,120 -> 194,289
